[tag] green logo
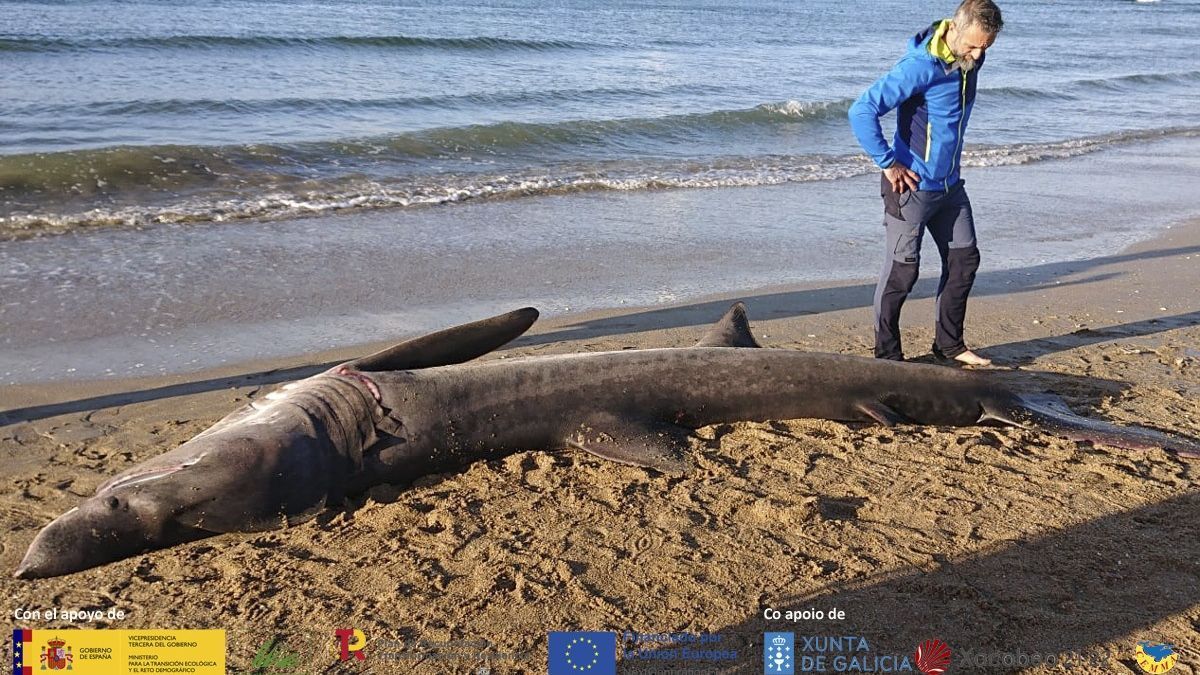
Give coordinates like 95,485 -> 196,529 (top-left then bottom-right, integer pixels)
250,637 -> 301,673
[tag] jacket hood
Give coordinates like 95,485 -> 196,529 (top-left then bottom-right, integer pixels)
907,21 -> 942,60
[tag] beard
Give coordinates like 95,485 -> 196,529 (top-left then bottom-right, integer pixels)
948,33 -> 978,72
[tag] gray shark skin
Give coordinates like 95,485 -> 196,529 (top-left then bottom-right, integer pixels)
15,303 -> 1200,578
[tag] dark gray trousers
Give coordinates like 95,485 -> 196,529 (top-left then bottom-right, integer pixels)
873,177 -> 979,360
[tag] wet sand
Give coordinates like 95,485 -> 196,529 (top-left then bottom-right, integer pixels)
2,206 -> 1198,673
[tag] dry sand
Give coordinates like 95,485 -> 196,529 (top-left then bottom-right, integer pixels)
2,218 -> 1198,674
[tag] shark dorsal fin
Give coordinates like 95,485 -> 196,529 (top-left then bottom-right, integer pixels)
349,307 -> 539,372
694,302 -> 762,348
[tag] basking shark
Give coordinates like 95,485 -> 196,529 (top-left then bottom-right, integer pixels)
15,303 -> 1200,578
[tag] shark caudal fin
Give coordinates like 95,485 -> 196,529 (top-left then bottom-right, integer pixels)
694,302 -> 762,348
982,393 -> 1200,460
349,307 -> 539,372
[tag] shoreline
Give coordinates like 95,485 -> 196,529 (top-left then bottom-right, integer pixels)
4,210 -> 1200,422
6,125 -> 1198,243
4,135 -> 1200,387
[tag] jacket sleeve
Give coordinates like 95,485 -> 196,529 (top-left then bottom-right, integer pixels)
848,57 -> 933,169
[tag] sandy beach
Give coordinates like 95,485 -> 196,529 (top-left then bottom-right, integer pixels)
2,205 -> 1198,673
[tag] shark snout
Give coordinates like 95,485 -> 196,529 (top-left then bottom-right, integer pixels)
15,508 -> 96,579
15,496 -> 162,579
13,557 -> 47,579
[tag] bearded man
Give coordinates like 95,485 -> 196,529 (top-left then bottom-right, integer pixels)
849,0 -> 1003,365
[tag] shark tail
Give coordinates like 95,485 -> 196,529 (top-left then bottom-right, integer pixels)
982,393 -> 1200,460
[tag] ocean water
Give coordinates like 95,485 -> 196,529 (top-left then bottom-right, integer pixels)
2,0 -> 1199,237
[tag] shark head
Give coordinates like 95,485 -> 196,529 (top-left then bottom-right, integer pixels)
15,405 -> 361,580
14,464 -> 202,579
14,306 -> 544,579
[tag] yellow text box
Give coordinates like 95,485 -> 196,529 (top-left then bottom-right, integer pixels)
13,629 -> 225,675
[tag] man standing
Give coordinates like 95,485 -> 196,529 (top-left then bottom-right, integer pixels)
849,0 -> 1003,365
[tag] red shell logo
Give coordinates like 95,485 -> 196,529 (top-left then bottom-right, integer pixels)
914,639 -> 952,675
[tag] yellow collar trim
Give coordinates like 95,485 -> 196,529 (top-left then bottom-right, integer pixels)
929,19 -> 956,64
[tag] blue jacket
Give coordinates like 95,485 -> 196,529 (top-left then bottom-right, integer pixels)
848,20 -> 984,192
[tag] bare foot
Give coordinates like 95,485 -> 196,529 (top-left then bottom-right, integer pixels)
953,349 -> 993,367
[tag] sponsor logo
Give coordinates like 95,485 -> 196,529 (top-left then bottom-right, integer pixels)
12,629 -> 33,675
789,635 -> 913,672
914,639 -> 951,675
547,631 -> 616,675
764,632 -> 794,674
250,637 -> 301,672
1135,641 -> 1179,674
12,628 -> 224,674
334,628 -> 367,662
40,636 -> 74,671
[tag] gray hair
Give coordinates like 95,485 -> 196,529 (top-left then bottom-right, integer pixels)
954,0 -> 1004,34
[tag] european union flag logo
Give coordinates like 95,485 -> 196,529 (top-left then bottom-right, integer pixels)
764,632 -> 794,675
548,631 -> 616,675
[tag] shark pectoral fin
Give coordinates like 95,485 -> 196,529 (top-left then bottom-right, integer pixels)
567,414 -> 691,475
855,400 -> 906,427
694,302 -> 763,348
977,406 -> 1028,428
348,307 -> 539,372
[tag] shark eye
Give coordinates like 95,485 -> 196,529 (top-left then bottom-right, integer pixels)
105,496 -> 120,510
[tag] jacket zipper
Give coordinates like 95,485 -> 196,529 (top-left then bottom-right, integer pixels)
948,69 -> 967,193
925,122 -> 932,163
